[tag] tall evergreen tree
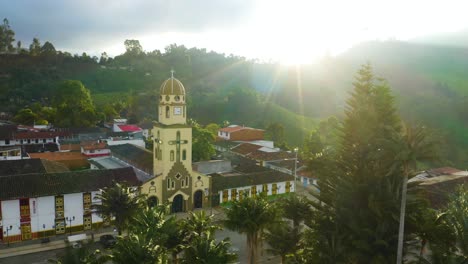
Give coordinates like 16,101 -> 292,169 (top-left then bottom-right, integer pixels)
0,18 -> 15,53
309,64 -> 408,263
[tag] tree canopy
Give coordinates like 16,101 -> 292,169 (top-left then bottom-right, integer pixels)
53,80 -> 97,127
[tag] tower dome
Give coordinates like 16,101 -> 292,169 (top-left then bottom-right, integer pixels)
160,76 -> 185,95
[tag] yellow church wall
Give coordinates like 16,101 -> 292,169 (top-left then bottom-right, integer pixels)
153,126 -> 192,178
141,178 -> 163,204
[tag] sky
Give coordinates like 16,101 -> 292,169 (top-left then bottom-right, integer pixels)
2,0 -> 468,64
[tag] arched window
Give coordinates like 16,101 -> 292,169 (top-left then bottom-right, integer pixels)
182,149 -> 186,160
166,106 -> 170,118
170,150 -> 174,161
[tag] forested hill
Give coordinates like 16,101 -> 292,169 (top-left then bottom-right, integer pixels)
0,44 -> 318,146
0,40 -> 467,166
268,41 -> 468,166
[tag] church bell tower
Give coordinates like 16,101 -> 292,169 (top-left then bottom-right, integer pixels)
143,71 -> 200,213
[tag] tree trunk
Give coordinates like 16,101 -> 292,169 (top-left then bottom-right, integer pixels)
172,252 -> 179,264
247,232 -> 258,264
419,239 -> 426,260
281,255 -> 286,264
396,166 -> 409,264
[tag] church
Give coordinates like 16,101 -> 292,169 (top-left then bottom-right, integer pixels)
139,73 -> 294,213
140,74 -> 211,213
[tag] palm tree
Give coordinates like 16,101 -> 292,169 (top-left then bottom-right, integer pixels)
126,204 -> 185,264
183,210 -> 221,241
182,236 -> 237,264
92,182 -> 143,235
111,233 -> 168,264
443,185 -> 468,260
386,123 -> 439,264
278,194 -> 311,228
224,194 -> 279,264
264,221 -> 301,264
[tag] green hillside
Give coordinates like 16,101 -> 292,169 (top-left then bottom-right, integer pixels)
0,41 -> 466,165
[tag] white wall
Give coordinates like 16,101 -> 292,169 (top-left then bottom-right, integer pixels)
217,181 -> 294,203
106,138 -> 145,148
30,196 -> 55,233
64,193 -> 84,227
91,191 -> 103,223
0,137 -> 57,146
217,131 -> 230,140
83,149 -> 111,156
1,200 -> 21,236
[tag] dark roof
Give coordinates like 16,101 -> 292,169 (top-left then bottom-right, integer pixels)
12,131 -> 69,139
0,124 -> 16,139
211,164 -> 294,192
23,143 -> 59,153
231,143 -> 262,155
138,120 -> 153,129
153,121 -> 191,129
0,167 -> 140,200
267,159 -> 303,171
0,158 -> 69,176
109,144 -> 153,174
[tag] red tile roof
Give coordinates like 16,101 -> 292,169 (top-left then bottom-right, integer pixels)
118,125 -> 142,132
231,143 -> 262,155
219,126 -> 244,133
29,152 -> 86,161
82,142 -> 107,151
428,167 -> 462,176
60,144 -> 81,151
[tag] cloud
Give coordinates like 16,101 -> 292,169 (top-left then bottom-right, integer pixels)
1,0 -> 253,54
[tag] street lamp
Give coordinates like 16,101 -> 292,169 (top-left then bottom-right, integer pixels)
3,225 -> 12,247
65,216 -> 75,235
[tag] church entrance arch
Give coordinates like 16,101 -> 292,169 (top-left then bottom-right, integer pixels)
193,190 -> 203,209
172,194 -> 184,213
148,196 -> 159,207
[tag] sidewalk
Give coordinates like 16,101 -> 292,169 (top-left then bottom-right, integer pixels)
0,229 -> 114,259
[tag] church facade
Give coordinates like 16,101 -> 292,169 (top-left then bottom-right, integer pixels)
141,75 -> 210,213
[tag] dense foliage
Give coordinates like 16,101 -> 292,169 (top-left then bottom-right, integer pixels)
1,20 -> 466,165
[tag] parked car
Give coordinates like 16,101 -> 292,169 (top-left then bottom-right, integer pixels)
99,234 -> 117,248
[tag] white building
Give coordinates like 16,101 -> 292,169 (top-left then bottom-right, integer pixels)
81,142 -> 110,158
0,160 -> 139,244
0,146 -> 25,160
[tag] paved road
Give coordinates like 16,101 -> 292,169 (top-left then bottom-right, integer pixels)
0,248 -> 66,264
0,228 -> 279,264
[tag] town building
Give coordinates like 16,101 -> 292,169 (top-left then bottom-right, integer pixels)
197,160 -> 294,205
0,159 -> 139,244
80,142 -> 110,158
217,125 -> 264,141
28,152 -> 89,170
0,146 -> 25,160
136,74 -> 293,213
139,74 -> 211,212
